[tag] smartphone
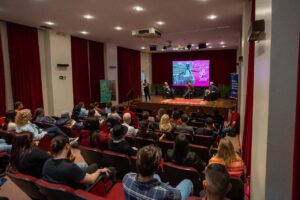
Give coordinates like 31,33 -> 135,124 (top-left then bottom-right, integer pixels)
0,177 -> 7,187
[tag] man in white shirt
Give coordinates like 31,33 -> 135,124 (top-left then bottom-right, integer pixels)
122,113 -> 137,136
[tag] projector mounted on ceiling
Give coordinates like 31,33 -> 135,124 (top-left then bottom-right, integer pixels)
132,27 -> 162,38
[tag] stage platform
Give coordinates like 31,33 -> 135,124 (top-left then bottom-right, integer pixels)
128,96 -> 236,120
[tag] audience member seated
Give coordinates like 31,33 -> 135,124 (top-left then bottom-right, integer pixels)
122,113 -> 137,136
15,109 -> 69,140
14,101 -> 24,113
107,106 -> 121,122
56,111 -> 73,127
209,138 -> 244,178
165,134 -> 206,173
170,110 -> 182,126
213,110 -> 224,124
122,105 -> 136,119
156,108 -> 166,122
33,107 -> 56,124
159,114 -> 174,140
2,110 -> 16,131
140,111 -> 158,131
173,114 -> 194,135
92,102 -> 102,117
195,117 -> 218,137
222,106 -> 240,135
43,135 -> 113,189
136,121 -> 160,141
201,163 -> 231,200
84,109 -> 102,145
71,102 -> 88,120
108,124 -> 137,156
104,102 -> 112,114
123,145 -> 193,200
10,132 -> 50,178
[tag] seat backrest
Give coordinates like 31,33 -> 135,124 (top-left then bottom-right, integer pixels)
193,135 -> 214,148
101,150 -> 132,178
38,135 -> 52,152
125,135 -> 136,146
227,178 -> 245,200
7,172 -> 46,200
79,146 -> 103,166
162,162 -> 201,195
157,140 -> 174,156
74,190 -> 107,200
134,137 -> 156,149
190,144 -> 209,163
36,179 -> 76,200
173,132 -> 194,142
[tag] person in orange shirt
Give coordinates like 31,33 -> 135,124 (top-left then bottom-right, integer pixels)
209,138 -> 244,179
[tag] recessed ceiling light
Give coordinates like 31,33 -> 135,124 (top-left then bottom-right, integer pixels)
156,21 -> 165,26
141,46 -> 146,50
80,31 -> 89,35
206,42 -> 211,45
133,6 -> 144,12
197,0 -> 209,2
191,44 -> 196,47
114,26 -> 123,31
83,14 -> 94,19
221,45 -> 226,48
208,46 -> 213,48
220,41 -> 225,45
44,21 -> 55,26
207,14 -> 217,20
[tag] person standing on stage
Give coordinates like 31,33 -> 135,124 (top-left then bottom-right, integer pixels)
143,79 -> 151,102
183,81 -> 194,99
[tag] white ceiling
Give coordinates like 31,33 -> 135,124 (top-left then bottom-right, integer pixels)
0,0 -> 243,51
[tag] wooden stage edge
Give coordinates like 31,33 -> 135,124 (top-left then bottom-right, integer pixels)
122,96 -> 237,119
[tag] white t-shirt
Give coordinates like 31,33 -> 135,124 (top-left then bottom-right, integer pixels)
122,122 -> 137,136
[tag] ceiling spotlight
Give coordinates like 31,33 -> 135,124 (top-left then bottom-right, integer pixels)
207,14 -> 217,20
80,31 -> 89,35
156,21 -> 165,26
220,41 -> 225,45
173,48 -> 178,51
206,42 -> 211,45
208,46 -> 213,48
133,6 -> 144,12
141,46 -> 146,50
221,45 -> 226,48
191,44 -> 196,47
44,21 -> 55,26
83,14 -> 94,19
114,26 -> 123,30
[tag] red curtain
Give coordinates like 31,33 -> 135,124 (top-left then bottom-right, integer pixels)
0,32 -> 6,116
152,49 -> 237,86
242,0 -> 255,177
118,47 -> 141,103
88,41 -> 104,103
71,36 -> 90,105
292,35 -> 300,200
7,22 -> 43,112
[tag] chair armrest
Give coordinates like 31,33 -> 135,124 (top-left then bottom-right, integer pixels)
75,190 -> 106,200
86,170 -> 115,196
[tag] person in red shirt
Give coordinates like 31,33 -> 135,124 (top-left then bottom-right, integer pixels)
222,106 -> 240,135
122,105 -> 138,128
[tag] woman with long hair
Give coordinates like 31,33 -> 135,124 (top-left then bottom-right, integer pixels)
9,132 -> 50,178
2,110 -> 16,131
159,114 -> 174,140
165,134 -> 205,173
33,107 -> 56,124
209,137 -> 244,178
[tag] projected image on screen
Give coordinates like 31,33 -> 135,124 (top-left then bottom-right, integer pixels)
172,60 -> 210,86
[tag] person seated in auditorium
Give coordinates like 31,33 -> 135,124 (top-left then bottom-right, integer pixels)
2,110 -> 16,131
165,134 -> 206,173
33,107 -> 56,124
222,106 -> 240,136
123,145 -> 193,200
136,121 -> 160,142
9,132 -> 50,178
42,135 -> 113,189
107,106 -> 122,122
183,81 -> 194,99
201,163 -> 231,200
122,113 -> 137,136
159,114 -> 175,140
195,117 -> 218,138
55,111 -> 78,129
170,110 -> 182,125
84,109 -> 103,144
173,114 -> 194,135
71,102 -> 88,120
213,110 -> 224,124
163,82 -> 175,98
156,108 -> 166,122
14,101 -> 24,113
122,105 -> 138,128
108,124 -> 137,156
140,111 -> 159,131
209,138 -> 244,179
104,102 -> 113,114
92,102 -> 102,117
15,109 -> 69,140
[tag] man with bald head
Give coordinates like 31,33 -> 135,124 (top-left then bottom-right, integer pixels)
122,113 -> 137,136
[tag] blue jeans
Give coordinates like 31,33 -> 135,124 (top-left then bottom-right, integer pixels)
154,174 -> 193,200
0,139 -> 12,152
44,126 -> 69,138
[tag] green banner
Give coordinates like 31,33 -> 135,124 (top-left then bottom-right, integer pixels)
100,80 -> 112,103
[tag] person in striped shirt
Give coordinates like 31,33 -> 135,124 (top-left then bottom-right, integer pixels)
209,138 -> 244,178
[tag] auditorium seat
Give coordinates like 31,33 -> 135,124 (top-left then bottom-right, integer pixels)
173,132 -> 194,142
103,182 -> 125,200
124,135 -> 135,146
38,135 -> 52,152
72,130 -> 91,147
74,190 -> 107,200
79,146 -> 103,166
190,144 -> 209,163
7,171 -> 46,200
161,162 -> 201,195
134,137 -> 156,149
101,150 -> 132,179
227,178 -> 245,200
157,140 -> 174,155
193,135 -> 214,148
0,117 -> 5,127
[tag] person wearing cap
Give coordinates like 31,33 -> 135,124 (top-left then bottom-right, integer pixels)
108,124 -> 137,156
195,117 -> 218,138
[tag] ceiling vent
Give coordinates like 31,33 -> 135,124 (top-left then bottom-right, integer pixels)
132,27 -> 162,38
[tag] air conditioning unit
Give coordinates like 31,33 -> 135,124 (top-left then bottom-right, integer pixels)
132,28 -> 162,38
